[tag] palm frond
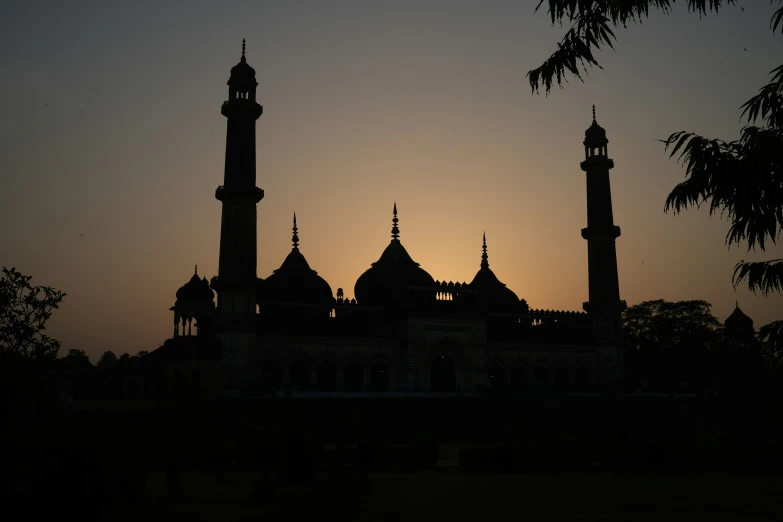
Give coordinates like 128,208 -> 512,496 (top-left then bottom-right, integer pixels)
732,259 -> 783,296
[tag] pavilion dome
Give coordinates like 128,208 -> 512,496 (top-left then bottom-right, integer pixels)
354,204 -> 435,306
176,267 -> 214,302
725,302 -> 754,332
468,234 -> 519,312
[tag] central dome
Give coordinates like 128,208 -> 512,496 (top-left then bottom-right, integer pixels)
354,204 -> 435,306
261,214 -> 333,305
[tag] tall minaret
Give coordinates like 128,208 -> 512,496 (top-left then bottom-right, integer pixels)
211,40 -> 264,377
580,106 -> 625,385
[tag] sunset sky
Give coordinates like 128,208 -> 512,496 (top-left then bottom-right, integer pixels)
1,1 -> 781,361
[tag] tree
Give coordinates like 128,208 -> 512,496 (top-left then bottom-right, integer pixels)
623,300 -> 723,356
622,299 -> 724,391
528,0 -> 783,341
0,266 -> 66,361
97,350 -> 118,368
60,349 -> 93,369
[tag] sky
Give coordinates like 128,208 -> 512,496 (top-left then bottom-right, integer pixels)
1,1 -> 781,361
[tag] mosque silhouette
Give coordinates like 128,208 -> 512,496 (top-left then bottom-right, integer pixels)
167,41 -> 626,397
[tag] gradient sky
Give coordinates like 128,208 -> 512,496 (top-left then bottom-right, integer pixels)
1,1 -> 781,361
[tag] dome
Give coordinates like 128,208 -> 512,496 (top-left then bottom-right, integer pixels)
176,267 -> 214,302
229,57 -> 256,84
199,276 -> 214,300
228,40 -> 257,86
725,302 -> 754,332
261,214 -> 333,305
468,234 -> 519,312
584,105 -> 608,150
354,204 -> 435,306
263,249 -> 333,305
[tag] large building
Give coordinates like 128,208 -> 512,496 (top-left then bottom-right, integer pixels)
169,42 -> 627,397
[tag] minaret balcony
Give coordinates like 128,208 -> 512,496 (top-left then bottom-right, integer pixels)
215,185 -> 264,203
221,100 -> 263,120
580,156 -> 614,172
581,226 -> 621,240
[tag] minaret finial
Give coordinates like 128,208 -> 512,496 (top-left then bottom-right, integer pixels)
242,38 -> 246,57
195,264 -> 198,275
592,104 -> 596,123
481,232 -> 489,269
292,212 -> 299,249
735,300 -> 739,308
391,202 -> 400,240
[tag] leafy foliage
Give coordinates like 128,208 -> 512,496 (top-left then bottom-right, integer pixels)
759,319 -> 783,358
527,0 -> 776,94
661,66 -> 783,295
0,267 -> 66,360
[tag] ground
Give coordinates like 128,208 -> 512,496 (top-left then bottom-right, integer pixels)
135,469 -> 783,522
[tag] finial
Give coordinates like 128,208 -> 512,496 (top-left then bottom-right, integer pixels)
391,202 -> 400,240
292,212 -> 299,249
242,39 -> 246,57
195,264 -> 198,275
735,300 -> 739,308
481,232 -> 489,269
592,104 -> 596,123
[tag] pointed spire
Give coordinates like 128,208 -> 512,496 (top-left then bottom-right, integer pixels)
242,38 -> 246,58
292,212 -> 299,249
592,104 -> 596,123
391,202 -> 400,240
195,264 -> 198,275
481,232 -> 489,269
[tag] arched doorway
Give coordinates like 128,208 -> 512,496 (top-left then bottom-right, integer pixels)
371,361 -> 389,392
261,359 -> 282,391
430,356 -> 456,393
489,364 -> 507,389
574,366 -> 589,392
510,366 -> 527,390
533,366 -> 549,391
290,360 -> 310,391
344,362 -> 364,392
317,360 -> 338,392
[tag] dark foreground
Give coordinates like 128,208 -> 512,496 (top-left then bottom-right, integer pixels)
134,470 -> 782,522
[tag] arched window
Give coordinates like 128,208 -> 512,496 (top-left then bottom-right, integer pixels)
317,360 -> 337,392
489,364 -> 507,389
192,368 -> 203,395
290,360 -> 310,391
574,366 -> 589,392
344,362 -> 364,392
510,366 -> 527,390
261,359 -> 282,391
371,361 -> 389,392
431,356 -> 456,393
553,366 -> 569,392
533,367 -> 549,391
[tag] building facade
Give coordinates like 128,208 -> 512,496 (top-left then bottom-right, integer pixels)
169,43 -> 627,397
